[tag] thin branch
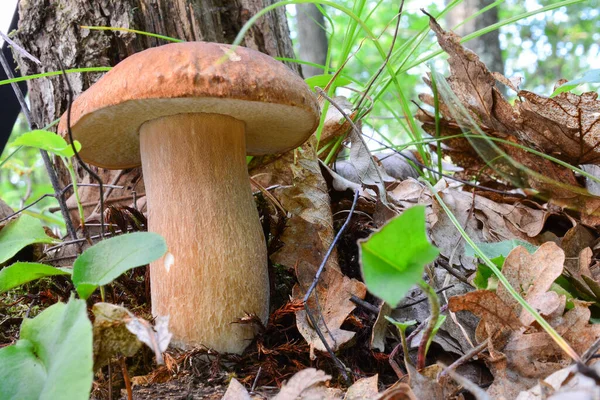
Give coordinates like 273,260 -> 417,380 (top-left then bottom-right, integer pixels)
56,56 -> 106,238
0,50 -> 77,240
439,339 -> 488,378
399,284 -> 455,309
350,295 -> 379,314
303,189 -> 359,302
301,189 -> 359,385
0,31 -> 42,65
304,306 -> 351,384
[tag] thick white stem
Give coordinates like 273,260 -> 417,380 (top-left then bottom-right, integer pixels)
140,113 -> 269,354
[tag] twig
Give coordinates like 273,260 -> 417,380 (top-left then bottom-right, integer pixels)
582,336 -> 600,363
399,284 -> 454,308
304,306 -> 351,384
301,189 -> 359,385
249,177 -> 287,215
49,192 -> 139,213
91,170 -> 124,216
0,31 -> 42,65
0,50 -> 78,240
0,194 -> 55,223
439,339 -> 489,378
350,295 -> 379,314
0,183 -> 126,223
303,189 -> 359,302
46,229 -> 123,252
56,56 -> 106,238
119,357 -> 133,400
250,366 -> 262,394
439,362 -> 491,400
436,258 -> 473,287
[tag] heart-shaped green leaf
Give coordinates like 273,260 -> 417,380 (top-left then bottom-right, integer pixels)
359,206 -> 439,306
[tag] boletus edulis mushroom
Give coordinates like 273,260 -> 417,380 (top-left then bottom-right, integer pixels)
58,42 -> 320,354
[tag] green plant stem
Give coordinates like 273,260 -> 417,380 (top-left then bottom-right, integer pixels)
0,67 -> 112,87
417,280 -> 440,370
421,179 -> 581,363
428,64 -> 443,178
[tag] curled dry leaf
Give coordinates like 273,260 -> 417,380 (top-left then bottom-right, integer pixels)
92,303 -> 172,369
418,16 -> 600,223
272,368 -> 333,400
448,290 -> 522,334
250,136 -> 366,353
92,302 -> 143,371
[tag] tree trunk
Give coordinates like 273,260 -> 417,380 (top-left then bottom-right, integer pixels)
446,0 -> 504,76
14,0 -> 298,227
295,3 -> 328,77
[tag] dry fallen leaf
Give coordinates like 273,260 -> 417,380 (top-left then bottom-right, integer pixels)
496,242 -> 565,326
222,378 -> 251,400
92,303 -> 143,371
450,241 -> 600,398
405,178 -> 546,270
448,290 -> 522,334
344,374 -> 380,400
417,16 -> 600,223
250,136 -> 366,353
272,368 -> 333,400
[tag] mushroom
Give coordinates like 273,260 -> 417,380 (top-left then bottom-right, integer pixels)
58,42 -> 320,354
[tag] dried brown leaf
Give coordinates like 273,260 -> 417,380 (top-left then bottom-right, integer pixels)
448,290 -> 522,332
344,375 -> 379,400
251,136 -> 366,352
92,303 -> 143,371
222,378 -> 251,400
496,242 -> 565,323
272,368 -> 332,400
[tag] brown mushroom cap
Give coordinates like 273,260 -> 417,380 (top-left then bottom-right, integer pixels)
58,42 -> 320,169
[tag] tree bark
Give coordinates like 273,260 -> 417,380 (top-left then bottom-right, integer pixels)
295,3 -> 328,77
446,0 -> 504,76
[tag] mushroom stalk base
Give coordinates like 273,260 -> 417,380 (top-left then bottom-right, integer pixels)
140,113 -> 269,354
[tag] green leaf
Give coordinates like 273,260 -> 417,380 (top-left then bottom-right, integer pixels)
472,256 -> 504,290
0,262 -> 71,294
385,316 -> 417,334
0,215 -> 57,264
359,206 -> 439,306
305,74 -> 352,91
0,296 -> 93,400
465,239 -> 537,259
72,232 -> 167,299
11,130 -> 82,158
550,69 -> 600,97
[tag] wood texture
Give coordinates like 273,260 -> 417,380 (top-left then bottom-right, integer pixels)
140,113 -> 269,353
